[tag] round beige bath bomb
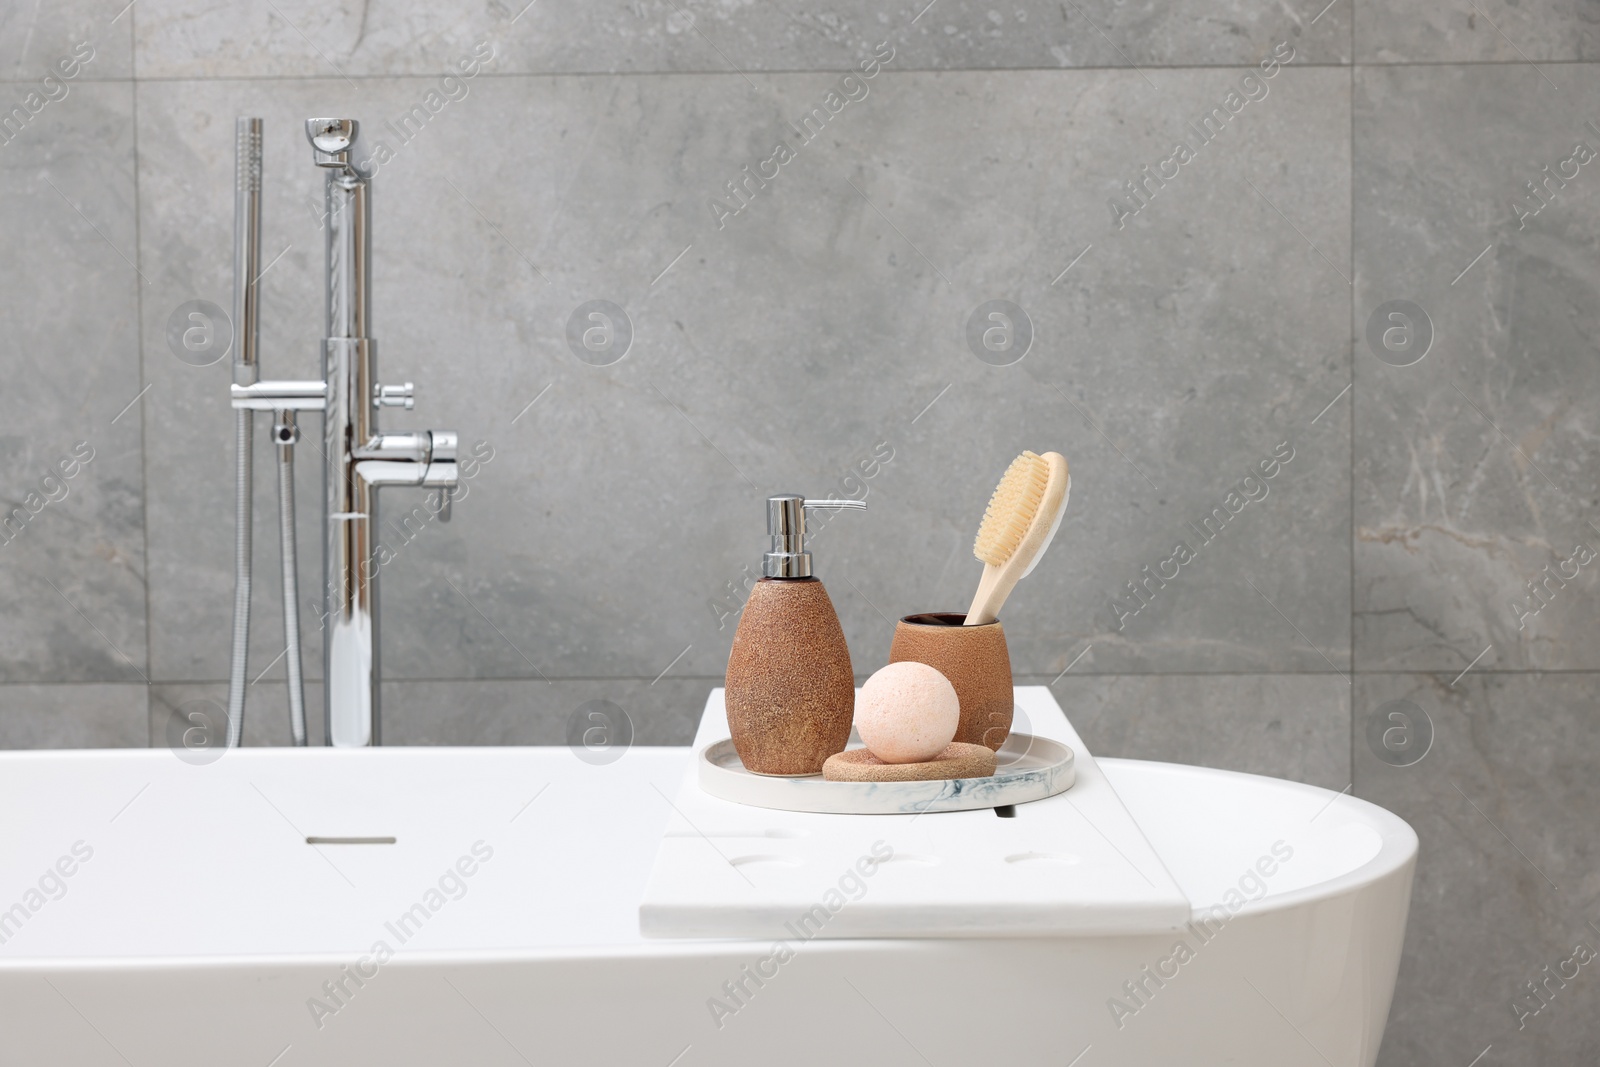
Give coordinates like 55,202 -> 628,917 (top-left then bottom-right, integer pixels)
855,662 -> 961,764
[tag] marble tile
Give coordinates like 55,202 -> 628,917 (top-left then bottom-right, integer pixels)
1353,65 -> 1600,673
149,673 -> 1344,758
1037,672 -> 1350,788
148,680 -> 325,748
132,1 -> 1349,80
0,684 -> 147,747
137,66 -> 1350,683
380,676 -> 712,745
1357,1 -> 1598,63
1355,673 -> 1600,1067
0,1 -> 133,81
0,80 -> 146,683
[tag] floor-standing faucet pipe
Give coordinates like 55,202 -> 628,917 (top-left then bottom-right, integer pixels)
226,410 -> 252,749
275,413 -> 309,747
305,117 -> 458,747
226,116 -> 264,750
314,119 -> 380,747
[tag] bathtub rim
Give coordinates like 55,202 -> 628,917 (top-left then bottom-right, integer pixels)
1099,757 -> 1418,922
0,746 -> 1415,968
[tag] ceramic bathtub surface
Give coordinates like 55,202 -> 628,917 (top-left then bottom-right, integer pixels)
0,716 -> 1415,1067
639,687 -> 1191,939
0,744 -> 688,959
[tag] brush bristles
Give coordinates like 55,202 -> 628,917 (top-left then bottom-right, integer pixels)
974,451 -> 1049,567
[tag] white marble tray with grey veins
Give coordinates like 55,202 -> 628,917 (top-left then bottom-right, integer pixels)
697,731 -> 1074,814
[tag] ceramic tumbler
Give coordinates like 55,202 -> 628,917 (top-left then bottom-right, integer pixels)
888,612 -> 1013,750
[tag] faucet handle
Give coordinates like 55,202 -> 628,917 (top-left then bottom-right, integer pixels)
374,382 -> 415,410
307,118 -> 358,167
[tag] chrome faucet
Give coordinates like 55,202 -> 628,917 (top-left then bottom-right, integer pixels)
228,117 -> 459,747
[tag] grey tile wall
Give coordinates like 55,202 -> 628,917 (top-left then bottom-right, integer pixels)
1354,672 -> 1600,1067
1354,62 -> 1600,674
0,1 -> 133,79
0,77 -> 146,685
1045,671 -> 1351,789
1,1 -> 1596,1061
1356,0 -> 1600,63
0,684 -> 145,747
130,0 -> 1350,77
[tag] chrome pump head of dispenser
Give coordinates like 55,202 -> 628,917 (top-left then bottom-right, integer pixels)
763,495 -> 867,578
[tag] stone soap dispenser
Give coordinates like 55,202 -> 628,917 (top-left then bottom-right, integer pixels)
725,495 -> 866,776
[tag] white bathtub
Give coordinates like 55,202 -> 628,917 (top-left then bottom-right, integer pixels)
0,735 -> 1414,1066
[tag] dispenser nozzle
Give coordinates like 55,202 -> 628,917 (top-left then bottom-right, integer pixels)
763,495 -> 866,578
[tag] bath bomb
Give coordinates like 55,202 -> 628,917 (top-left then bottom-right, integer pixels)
855,662 -> 961,764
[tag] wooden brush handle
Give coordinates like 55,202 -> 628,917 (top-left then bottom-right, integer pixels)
965,563 -> 1012,626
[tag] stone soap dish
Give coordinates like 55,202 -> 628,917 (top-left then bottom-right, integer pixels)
697,733 -> 1074,815
823,742 -> 996,782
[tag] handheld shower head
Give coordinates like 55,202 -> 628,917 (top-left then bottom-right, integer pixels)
234,117 -> 263,381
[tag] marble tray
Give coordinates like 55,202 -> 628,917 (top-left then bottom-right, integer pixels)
697,731 -> 1074,814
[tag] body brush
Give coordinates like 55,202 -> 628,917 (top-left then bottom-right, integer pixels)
964,451 -> 1070,625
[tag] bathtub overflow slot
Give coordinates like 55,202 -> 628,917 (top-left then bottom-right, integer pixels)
306,836 -> 397,845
